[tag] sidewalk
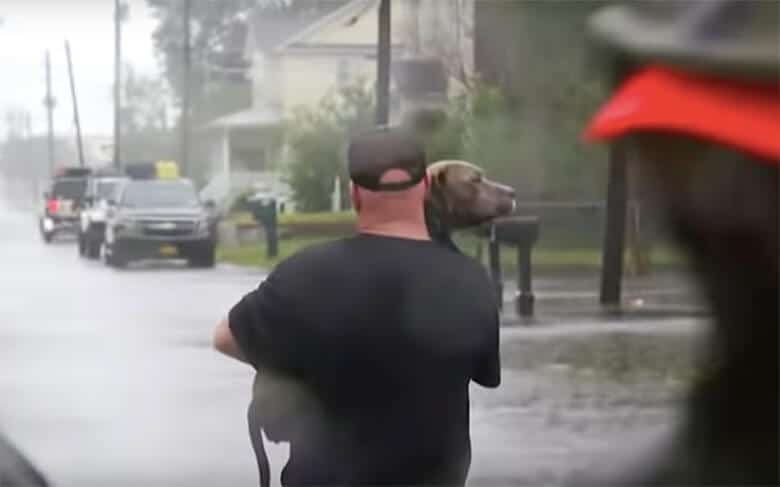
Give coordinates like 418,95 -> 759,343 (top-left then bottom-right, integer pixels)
493,270 -> 708,387
498,269 -> 708,327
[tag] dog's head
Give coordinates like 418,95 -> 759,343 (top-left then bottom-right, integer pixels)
426,160 -> 516,229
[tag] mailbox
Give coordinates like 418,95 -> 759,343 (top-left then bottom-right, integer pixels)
247,197 -> 279,259
479,216 -> 541,319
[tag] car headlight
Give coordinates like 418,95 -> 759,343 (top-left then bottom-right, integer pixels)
195,217 -> 211,235
114,218 -> 140,235
90,209 -> 107,222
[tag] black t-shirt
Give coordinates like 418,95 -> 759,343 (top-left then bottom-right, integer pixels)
229,233 -> 500,485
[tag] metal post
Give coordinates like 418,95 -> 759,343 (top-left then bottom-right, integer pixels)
64,40 -> 85,168
113,0 -> 122,169
600,138 -> 628,307
599,63 -> 633,308
488,225 -> 503,311
375,0 -> 391,125
44,51 -> 55,172
266,202 -> 278,259
180,0 -> 192,176
516,243 -> 534,317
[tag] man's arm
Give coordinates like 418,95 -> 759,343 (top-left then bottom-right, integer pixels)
473,310 -> 501,388
213,317 -> 249,364
213,270 -> 298,370
472,266 -> 502,388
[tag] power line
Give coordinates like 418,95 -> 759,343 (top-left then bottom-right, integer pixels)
44,50 -> 56,172
65,40 -> 86,168
375,0 -> 391,125
114,0 -> 123,170
180,0 -> 192,177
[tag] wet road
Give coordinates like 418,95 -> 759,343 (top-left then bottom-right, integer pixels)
0,203 -> 691,486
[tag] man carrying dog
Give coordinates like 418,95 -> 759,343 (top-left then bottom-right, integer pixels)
214,126 -> 501,486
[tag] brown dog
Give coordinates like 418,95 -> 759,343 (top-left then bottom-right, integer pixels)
425,159 -> 516,250
248,159 -> 516,486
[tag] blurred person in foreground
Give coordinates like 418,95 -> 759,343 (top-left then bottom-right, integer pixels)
573,0 -> 778,485
0,434 -> 48,486
213,127 -> 500,486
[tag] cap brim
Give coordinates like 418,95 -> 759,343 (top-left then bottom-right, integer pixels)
584,65 -> 780,162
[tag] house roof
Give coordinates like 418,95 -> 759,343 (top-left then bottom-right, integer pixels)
199,107 -> 282,131
274,0 -> 377,51
246,0 -> 353,54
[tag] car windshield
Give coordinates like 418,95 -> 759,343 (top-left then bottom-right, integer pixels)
51,179 -> 87,199
120,181 -> 199,209
96,180 -> 121,200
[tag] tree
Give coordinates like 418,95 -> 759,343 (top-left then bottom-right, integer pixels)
114,65 -> 177,162
146,0 -> 338,125
472,0 -> 610,200
120,64 -> 171,134
404,0 -> 475,90
147,0 -> 255,125
286,80 -> 375,212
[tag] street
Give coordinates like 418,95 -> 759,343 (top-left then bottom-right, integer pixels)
0,203 -> 692,486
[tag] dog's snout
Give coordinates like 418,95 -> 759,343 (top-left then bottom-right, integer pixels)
495,182 -> 515,198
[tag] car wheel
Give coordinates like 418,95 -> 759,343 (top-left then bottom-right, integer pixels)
188,249 -> 216,268
77,233 -> 86,257
105,245 -> 127,269
39,219 -> 55,244
86,239 -> 101,259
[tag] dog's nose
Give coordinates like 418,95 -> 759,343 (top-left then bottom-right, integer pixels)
506,187 -> 517,213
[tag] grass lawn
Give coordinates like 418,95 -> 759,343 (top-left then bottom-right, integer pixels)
217,237 -> 333,269
217,233 -> 687,274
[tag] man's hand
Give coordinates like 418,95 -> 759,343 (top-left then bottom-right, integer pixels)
213,317 -> 249,364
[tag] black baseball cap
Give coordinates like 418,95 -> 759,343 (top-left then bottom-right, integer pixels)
347,126 -> 427,191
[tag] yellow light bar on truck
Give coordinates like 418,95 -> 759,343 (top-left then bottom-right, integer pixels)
155,160 -> 179,180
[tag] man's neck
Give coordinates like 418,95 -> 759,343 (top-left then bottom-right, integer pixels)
357,220 -> 431,241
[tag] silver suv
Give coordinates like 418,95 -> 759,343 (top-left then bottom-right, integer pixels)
78,174 -> 126,259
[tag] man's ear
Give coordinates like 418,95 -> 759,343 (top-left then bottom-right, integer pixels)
350,182 -> 361,211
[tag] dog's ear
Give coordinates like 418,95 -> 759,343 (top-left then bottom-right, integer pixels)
436,169 -> 447,185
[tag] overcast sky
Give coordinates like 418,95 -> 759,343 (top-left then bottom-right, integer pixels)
0,0 -> 159,138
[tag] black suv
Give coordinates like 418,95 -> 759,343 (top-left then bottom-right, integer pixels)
103,178 -> 218,268
39,168 -> 90,243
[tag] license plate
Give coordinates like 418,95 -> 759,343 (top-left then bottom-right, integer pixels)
58,200 -> 74,217
159,244 -> 178,257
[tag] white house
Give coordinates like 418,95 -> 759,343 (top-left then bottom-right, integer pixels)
199,0 -> 474,209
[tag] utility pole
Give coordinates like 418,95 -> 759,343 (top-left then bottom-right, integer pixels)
44,50 -> 56,172
65,40 -> 86,168
180,0 -> 192,176
24,110 -> 35,203
375,0 -> 391,125
599,65 -> 631,308
114,0 -> 123,169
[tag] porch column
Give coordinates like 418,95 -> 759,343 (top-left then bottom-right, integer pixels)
221,126 -> 231,196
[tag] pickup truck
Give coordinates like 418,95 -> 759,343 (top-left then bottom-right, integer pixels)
38,169 -> 90,243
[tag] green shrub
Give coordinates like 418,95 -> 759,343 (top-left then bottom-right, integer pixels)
278,211 -> 354,225
285,80 -> 374,212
